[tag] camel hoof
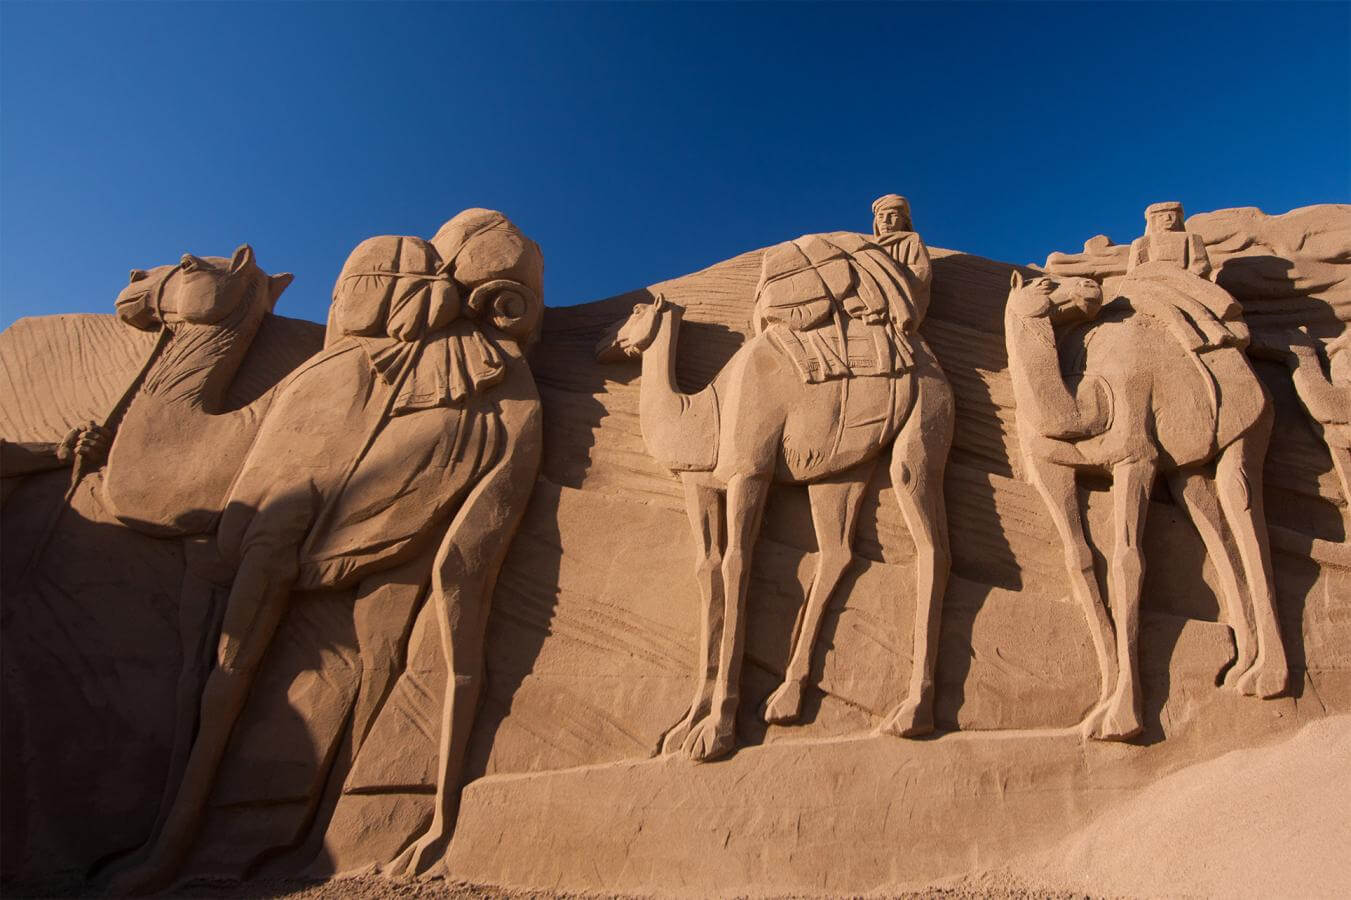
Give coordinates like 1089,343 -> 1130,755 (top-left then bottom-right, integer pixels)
1221,661 -> 1250,691
681,716 -> 735,763
106,862 -> 173,897
660,718 -> 696,756
763,681 -> 804,725
386,829 -> 445,879
1091,703 -> 1142,742
1080,701 -> 1110,739
879,699 -> 933,738
1237,661 -> 1288,699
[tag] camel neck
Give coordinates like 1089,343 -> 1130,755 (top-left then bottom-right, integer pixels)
640,309 -> 680,395
140,300 -> 263,412
1005,308 -> 1082,438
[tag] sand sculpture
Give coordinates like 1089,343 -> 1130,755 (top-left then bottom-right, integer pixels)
595,201 -> 951,760
2,201 -> 1349,897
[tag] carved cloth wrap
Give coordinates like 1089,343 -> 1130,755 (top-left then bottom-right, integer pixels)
751,232 -> 922,384
219,324 -> 507,590
325,235 -> 507,413
219,233 -> 520,589
1121,261 -> 1248,352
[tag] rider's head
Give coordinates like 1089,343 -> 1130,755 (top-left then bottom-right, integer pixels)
872,194 -> 912,237
1144,201 -> 1185,234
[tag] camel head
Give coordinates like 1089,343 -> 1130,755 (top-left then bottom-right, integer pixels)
1006,270 -> 1103,326
115,244 -> 293,332
595,294 -> 673,363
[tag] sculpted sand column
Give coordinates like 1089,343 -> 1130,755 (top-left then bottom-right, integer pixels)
597,209 -> 953,761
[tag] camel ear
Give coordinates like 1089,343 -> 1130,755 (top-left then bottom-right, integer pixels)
267,272 -> 294,306
1010,270 -> 1024,290
229,244 -> 256,275
653,293 -> 667,312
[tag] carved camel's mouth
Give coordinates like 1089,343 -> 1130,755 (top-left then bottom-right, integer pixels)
595,321 -> 636,363
115,285 -> 165,331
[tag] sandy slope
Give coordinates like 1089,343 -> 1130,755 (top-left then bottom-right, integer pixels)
1014,714 -> 1351,899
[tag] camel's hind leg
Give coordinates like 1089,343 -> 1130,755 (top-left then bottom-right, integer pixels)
682,472 -> 771,762
661,477 -> 725,753
879,368 -> 954,738
1216,427 -> 1289,698
1024,455 -> 1119,738
763,463 -> 872,725
1167,468 -> 1258,688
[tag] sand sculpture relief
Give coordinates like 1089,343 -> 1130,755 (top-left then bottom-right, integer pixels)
2,200 -> 1349,896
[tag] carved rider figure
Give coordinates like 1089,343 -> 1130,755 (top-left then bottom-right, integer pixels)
1128,200 -> 1211,277
1124,201 -> 1248,353
871,193 -> 933,316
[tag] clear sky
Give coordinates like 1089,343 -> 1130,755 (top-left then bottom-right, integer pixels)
2,1 -> 1348,329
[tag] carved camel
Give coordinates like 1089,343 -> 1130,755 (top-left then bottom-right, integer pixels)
597,288 -> 953,762
104,244 -> 294,535
108,220 -> 544,892
1004,270 -> 1288,742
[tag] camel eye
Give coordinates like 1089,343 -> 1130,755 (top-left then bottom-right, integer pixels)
180,254 -> 200,272
128,269 -> 147,283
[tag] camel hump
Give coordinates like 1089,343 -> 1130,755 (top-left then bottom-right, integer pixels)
1080,317 -> 1220,464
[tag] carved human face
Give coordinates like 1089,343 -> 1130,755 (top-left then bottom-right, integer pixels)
874,206 -> 909,235
1146,208 -> 1184,234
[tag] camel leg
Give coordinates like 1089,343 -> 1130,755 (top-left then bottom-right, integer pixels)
1167,469 -> 1258,688
157,573 -> 224,829
107,530 -> 301,895
1098,459 -> 1155,741
880,369 -> 954,738
682,473 -> 770,762
93,571 -> 224,880
350,554 -> 431,752
1024,455 -> 1119,738
392,440 -> 540,877
662,477 -> 725,753
1216,431 -> 1289,698
763,467 -> 870,725
1328,443 -> 1351,513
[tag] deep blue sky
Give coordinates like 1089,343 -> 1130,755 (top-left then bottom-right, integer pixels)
2,2 -> 1348,329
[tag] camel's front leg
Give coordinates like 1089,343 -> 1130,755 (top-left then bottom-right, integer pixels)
764,466 -> 871,725
1024,454 -> 1119,738
391,428 -> 541,877
683,473 -> 770,762
880,366 -> 954,738
106,533 -> 300,896
661,477 -> 725,753
1098,458 -> 1156,741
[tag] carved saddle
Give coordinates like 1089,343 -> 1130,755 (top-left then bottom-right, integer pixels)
751,232 -> 920,384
